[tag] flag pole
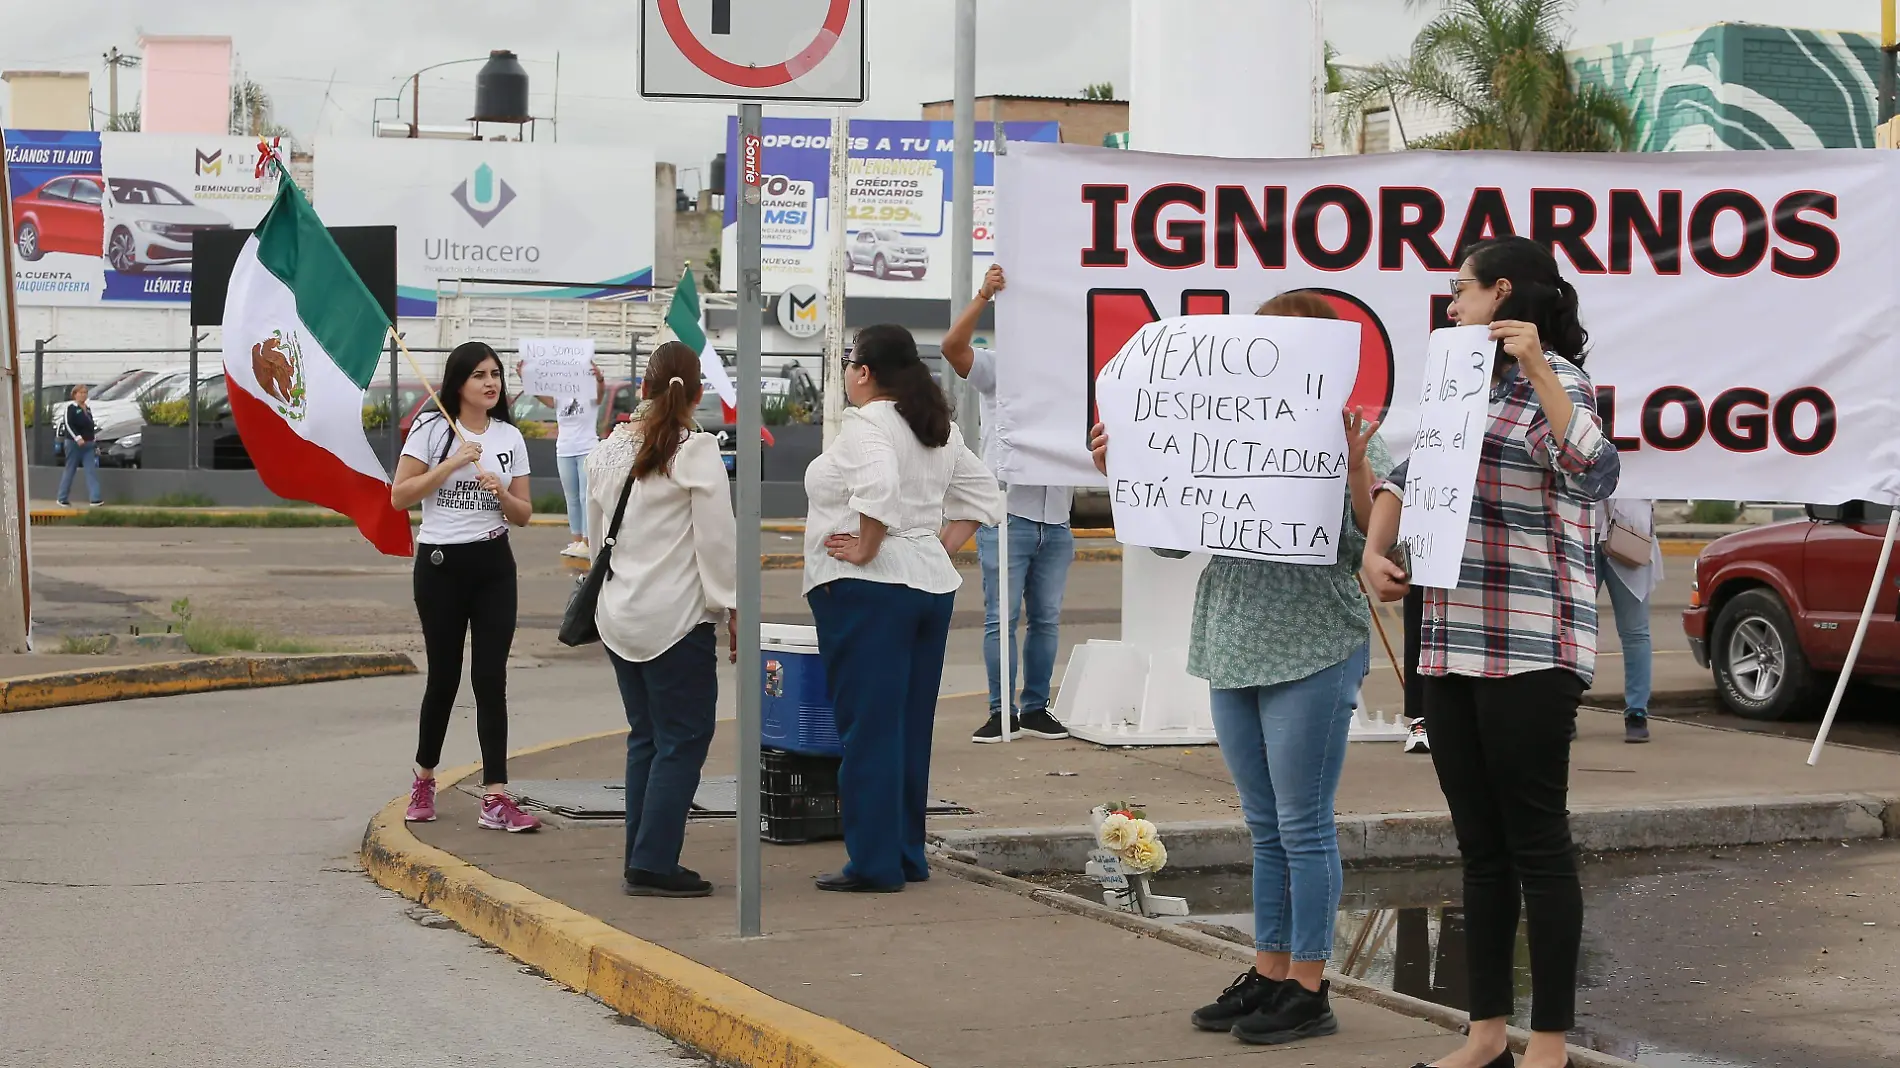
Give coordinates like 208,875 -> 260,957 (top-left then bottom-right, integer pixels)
1807,499 -> 1900,764
387,326 -> 468,445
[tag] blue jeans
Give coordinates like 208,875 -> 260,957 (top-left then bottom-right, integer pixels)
1208,643 -> 1369,961
975,518 -> 1074,715
807,579 -> 955,888
608,624 -> 718,876
556,452 -> 588,538
57,441 -> 101,504
1598,548 -> 1652,714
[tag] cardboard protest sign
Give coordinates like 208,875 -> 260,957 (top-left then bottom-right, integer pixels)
1095,314 -> 1362,563
516,338 -> 597,398
1396,326 -> 1494,588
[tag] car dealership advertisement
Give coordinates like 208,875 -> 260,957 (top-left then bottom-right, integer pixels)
721,118 -> 1059,300
995,141 -> 1900,506
4,130 -> 276,305
316,138 -> 654,317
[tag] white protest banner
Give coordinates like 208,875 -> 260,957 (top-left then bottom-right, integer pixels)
517,338 -> 597,398
1396,327 -> 1495,588
1098,314 -> 1362,563
993,142 -> 1900,506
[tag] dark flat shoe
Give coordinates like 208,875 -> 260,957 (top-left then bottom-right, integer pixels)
814,870 -> 903,893
1408,1050 -> 1514,1068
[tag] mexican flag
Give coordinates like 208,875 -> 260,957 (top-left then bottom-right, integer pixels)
663,270 -> 773,445
221,178 -> 413,557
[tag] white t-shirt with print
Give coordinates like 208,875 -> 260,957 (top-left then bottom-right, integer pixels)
401,414 -> 530,545
553,393 -> 600,457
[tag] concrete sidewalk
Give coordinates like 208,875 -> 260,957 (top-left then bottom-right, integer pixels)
390,695 -> 1900,1068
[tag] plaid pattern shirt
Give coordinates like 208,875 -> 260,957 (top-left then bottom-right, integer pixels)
1384,355 -> 1620,685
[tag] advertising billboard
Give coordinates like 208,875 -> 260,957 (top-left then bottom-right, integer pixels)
4,131 -> 278,305
316,139 -> 655,317
720,118 -> 1060,300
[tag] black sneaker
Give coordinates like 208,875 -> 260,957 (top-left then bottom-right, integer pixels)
971,712 -> 1017,743
623,867 -> 713,898
1625,711 -> 1651,743
1231,978 -> 1337,1045
1016,708 -> 1070,740
1190,969 -> 1289,1032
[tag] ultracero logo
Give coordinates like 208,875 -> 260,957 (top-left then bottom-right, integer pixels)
450,163 -> 517,228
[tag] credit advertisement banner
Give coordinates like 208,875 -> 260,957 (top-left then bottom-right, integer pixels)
721,118 -> 1060,300
316,139 -> 655,317
4,131 -> 276,305
995,141 -> 1900,506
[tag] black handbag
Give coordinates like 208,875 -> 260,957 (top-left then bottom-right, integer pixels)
557,469 -> 636,647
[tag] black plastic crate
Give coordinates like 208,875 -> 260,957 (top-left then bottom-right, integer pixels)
760,748 -> 844,844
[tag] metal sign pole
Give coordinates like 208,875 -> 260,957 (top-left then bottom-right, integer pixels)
950,0 -> 979,454
823,108 -> 849,449
735,101 -> 766,939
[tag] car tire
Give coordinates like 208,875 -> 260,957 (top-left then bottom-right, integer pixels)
873,254 -> 889,279
108,227 -> 141,272
16,220 -> 42,261
910,267 -> 927,279
1710,588 -> 1816,721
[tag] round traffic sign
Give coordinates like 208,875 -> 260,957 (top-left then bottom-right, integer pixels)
657,0 -> 853,89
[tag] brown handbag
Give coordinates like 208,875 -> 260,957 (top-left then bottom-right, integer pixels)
1604,515 -> 1654,569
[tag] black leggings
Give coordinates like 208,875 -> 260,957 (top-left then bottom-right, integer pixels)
1422,668 -> 1585,1034
413,537 -> 517,784
1402,587 -> 1424,719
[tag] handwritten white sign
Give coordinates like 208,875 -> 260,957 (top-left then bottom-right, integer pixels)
517,338 -> 597,398
1396,326 -> 1494,589
1095,314 -> 1362,563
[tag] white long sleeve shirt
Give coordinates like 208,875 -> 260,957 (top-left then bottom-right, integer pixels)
802,400 -> 1005,595
585,425 -> 738,663
965,347 -> 1074,525
1596,497 -> 1664,599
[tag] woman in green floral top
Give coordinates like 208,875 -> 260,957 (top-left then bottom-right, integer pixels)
1089,292 -> 1392,1048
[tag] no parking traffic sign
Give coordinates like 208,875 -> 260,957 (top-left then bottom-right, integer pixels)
639,0 -> 868,103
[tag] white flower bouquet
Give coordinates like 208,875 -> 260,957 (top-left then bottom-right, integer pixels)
1090,800 -> 1169,875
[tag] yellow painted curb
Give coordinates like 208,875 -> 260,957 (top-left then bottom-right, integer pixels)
1661,539 -> 1708,558
0,652 -> 416,714
359,736 -> 925,1068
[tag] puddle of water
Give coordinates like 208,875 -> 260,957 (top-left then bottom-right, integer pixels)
1086,855 -> 1762,1068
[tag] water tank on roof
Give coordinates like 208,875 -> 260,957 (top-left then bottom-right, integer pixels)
709,153 -> 727,195
472,50 -> 530,123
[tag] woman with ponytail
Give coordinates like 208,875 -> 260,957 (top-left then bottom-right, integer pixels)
802,324 -> 1004,892
586,340 -> 738,898
1362,236 -> 1620,1068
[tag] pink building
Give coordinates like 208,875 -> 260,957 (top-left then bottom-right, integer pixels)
138,35 -> 231,135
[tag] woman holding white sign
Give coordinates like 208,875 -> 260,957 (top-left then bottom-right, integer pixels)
1363,236 -> 1620,1068
1089,293 -> 1391,1048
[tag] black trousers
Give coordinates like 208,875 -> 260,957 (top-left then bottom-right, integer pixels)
413,537 -> 517,784
1402,587 -> 1425,719
1422,668 -> 1585,1033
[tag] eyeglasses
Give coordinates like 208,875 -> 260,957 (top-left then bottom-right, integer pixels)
1449,277 -> 1480,295
838,357 -> 861,373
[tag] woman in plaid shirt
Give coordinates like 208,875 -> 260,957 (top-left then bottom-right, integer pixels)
1364,236 -> 1620,1068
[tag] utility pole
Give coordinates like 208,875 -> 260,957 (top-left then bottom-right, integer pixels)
950,0 -> 979,453
0,132 -> 32,652
1882,0 -> 1897,127
103,46 -> 140,129
822,109 -> 849,448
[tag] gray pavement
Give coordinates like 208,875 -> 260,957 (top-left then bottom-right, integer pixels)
0,669 -> 701,1068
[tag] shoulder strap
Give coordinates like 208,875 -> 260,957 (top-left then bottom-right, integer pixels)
602,469 -> 636,544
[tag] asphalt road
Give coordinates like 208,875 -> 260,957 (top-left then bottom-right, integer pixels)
0,669 -> 705,1068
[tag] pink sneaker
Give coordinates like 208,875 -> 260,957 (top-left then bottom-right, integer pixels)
405,775 -> 437,822
479,793 -> 541,833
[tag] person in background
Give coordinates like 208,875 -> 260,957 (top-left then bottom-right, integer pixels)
587,341 -> 738,898
941,263 -> 1075,744
1597,499 -> 1660,743
1403,584 -> 1429,754
523,358 -> 607,560
391,341 -> 540,834
1089,292 -> 1389,1048
802,324 -> 1004,892
1363,236 -> 1620,1068
55,385 -> 103,507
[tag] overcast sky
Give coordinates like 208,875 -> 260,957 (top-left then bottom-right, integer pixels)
0,0 -> 1884,193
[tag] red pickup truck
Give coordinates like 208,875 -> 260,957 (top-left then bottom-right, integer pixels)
1683,501 -> 1899,721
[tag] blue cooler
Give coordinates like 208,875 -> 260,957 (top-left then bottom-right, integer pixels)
760,623 -> 841,757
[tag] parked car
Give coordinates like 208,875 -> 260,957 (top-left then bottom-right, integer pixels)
11,174 -> 107,262
90,368 -> 192,464
1683,500 -> 1900,721
102,177 -> 233,272
847,228 -> 929,280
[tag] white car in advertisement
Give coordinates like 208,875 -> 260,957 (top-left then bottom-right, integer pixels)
846,228 -> 929,280
103,177 -> 232,272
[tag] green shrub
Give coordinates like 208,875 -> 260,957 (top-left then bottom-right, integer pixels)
144,491 -> 217,508
141,398 -> 191,427
21,396 -> 35,428
532,492 -> 569,514
66,508 -> 355,528
362,398 -> 392,430
171,598 -> 323,655
59,634 -> 112,655
1688,500 -> 1742,525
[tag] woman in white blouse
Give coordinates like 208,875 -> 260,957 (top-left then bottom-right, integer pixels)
804,324 -> 1005,893
586,341 -> 739,899
1597,498 -> 1662,743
